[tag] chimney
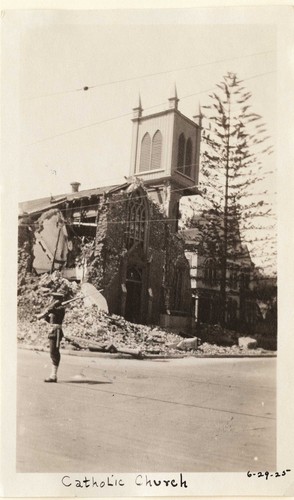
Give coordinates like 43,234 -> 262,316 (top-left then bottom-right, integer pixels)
70,182 -> 81,193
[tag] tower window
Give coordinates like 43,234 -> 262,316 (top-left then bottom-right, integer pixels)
139,133 -> 151,172
185,138 -> 192,177
151,130 -> 162,170
139,130 -> 162,172
177,133 -> 185,169
177,134 -> 193,178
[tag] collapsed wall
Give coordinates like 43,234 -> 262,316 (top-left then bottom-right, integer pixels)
18,215 -> 35,294
18,186 -> 193,329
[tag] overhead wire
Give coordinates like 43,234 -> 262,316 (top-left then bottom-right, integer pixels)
19,218 -> 184,227
22,49 -> 275,101
23,69 -> 276,148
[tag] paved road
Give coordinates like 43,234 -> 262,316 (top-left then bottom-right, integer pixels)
17,348 -> 276,473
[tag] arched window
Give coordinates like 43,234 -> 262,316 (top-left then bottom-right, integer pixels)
150,130 -> 162,170
229,266 -> 238,289
204,258 -> 217,286
177,133 -> 185,169
185,138 -> 192,177
126,192 -> 148,250
240,269 -> 250,291
227,299 -> 238,327
139,130 -> 162,172
173,265 -> 185,311
139,133 -> 151,172
177,134 -> 193,178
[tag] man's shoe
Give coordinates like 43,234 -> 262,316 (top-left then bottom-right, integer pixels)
44,377 -> 57,383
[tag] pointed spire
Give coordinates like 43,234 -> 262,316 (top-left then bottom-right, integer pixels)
193,102 -> 203,127
168,83 -> 179,110
132,92 -> 143,119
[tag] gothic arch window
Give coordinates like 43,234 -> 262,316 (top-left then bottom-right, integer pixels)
151,130 -> 162,170
240,268 -> 250,291
177,133 -> 185,169
229,267 -> 238,290
227,298 -> 238,326
139,130 -> 162,172
126,191 -> 149,250
177,133 -> 193,178
139,133 -> 151,172
173,265 -> 185,311
204,258 -> 217,286
185,138 -> 192,178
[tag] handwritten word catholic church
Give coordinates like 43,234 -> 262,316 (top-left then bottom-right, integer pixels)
19,88 -> 255,331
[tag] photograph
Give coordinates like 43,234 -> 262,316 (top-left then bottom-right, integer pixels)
1,2 -> 293,498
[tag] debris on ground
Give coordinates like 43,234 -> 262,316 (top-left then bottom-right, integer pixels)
176,337 -> 200,351
17,272 -> 275,358
238,336 -> 258,350
199,323 -> 239,346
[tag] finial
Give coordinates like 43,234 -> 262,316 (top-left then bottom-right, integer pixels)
193,102 -> 203,127
168,83 -> 179,110
132,92 -> 143,119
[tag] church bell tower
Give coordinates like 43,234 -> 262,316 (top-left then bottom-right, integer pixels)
129,86 -> 201,229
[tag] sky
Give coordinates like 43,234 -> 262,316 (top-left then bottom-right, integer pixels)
16,9 -> 277,204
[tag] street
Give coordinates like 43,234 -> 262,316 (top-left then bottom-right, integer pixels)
17,348 -> 276,473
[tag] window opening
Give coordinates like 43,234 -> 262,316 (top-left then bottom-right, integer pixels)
177,133 -> 193,178
177,133 -> 185,169
126,193 -> 147,250
139,130 -> 162,172
173,266 -> 185,311
139,133 -> 151,172
204,258 -> 217,286
150,130 -> 162,170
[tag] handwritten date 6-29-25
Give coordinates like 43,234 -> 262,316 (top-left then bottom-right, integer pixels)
247,470 -> 291,480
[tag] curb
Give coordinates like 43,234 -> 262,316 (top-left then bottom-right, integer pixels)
18,344 -> 277,360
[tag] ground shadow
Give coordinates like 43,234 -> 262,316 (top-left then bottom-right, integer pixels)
62,380 -> 112,385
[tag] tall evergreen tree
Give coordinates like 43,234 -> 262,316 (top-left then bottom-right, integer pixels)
183,72 -> 276,326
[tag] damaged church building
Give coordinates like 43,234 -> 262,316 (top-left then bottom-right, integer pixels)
18,89 -> 202,332
18,89 -> 261,332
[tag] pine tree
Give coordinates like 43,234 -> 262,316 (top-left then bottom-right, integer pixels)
183,72 -> 276,327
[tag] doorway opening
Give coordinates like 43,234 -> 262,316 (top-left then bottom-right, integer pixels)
125,266 -> 143,324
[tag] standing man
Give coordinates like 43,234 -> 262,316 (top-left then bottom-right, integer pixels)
37,292 -> 65,383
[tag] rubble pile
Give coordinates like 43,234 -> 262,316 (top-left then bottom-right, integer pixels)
17,273 -> 274,358
17,271 -> 78,321
197,342 -> 265,356
17,272 -> 184,356
65,306 -> 189,356
199,323 -> 239,346
18,301 -> 186,357
18,243 -> 34,292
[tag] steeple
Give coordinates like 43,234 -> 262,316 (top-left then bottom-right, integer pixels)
132,93 -> 143,119
168,83 -> 179,110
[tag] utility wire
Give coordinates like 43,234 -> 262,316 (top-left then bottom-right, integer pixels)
23,50 -> 275,101
19,218 -> 183,226
18,220 -> 277,228
23,70 -> 276,148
